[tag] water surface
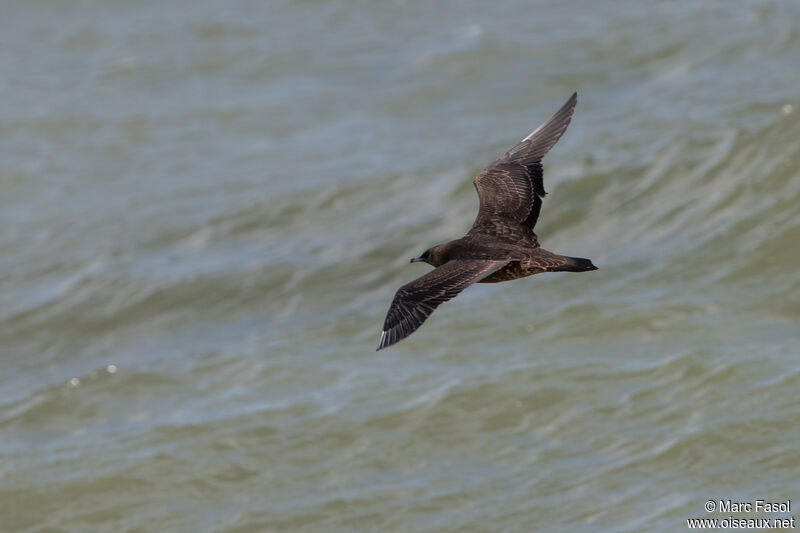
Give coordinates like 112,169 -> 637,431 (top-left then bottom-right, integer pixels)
1,1 -> 799,531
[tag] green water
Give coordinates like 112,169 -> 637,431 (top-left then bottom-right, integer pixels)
1,1 -> 799,531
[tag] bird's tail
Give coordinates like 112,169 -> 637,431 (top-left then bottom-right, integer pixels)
551,256 -> 598,272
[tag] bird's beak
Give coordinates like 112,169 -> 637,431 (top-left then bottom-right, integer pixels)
410,256 -> 424,263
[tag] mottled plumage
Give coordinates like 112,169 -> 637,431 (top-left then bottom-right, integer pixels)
377,92 -> 597,351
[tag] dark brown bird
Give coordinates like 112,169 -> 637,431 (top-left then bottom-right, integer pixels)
377,92 -> 596,350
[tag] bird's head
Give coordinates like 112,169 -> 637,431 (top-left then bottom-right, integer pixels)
410,244 -> 448,267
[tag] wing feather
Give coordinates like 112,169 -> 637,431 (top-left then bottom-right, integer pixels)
471,92 -> 577,237
377,259 -> 508,350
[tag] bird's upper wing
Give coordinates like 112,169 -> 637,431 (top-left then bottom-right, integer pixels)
377,259 -> 508,350
470,92 -> 577,240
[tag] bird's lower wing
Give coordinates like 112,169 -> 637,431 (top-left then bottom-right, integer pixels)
377,259 -> 509,350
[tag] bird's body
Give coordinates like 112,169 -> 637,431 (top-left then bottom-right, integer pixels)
377,92 -> 596,350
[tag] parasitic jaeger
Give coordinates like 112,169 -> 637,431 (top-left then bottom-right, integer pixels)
378,92 -> 597,350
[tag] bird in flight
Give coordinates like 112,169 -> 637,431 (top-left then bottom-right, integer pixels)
377,92 -> 597,350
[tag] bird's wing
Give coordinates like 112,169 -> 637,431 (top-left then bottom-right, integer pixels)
470,92 -> 577,238
377,259 -> 508,350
